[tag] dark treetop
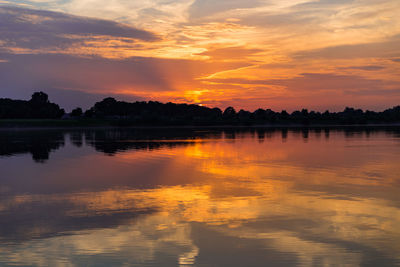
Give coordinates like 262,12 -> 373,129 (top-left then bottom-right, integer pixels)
0,92 -> 64,119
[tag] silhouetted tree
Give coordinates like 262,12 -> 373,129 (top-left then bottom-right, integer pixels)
254,109 -> 266,121
0,92 -> 64,119
280,110 -> 289,121
30,92 -> 49,105
222,106 -> 237,122
238,109 -> 252,124
84,109 -> 94,118
71,108 -> 83,117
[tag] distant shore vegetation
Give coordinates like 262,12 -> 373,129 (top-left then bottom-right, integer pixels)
1,92 -> 400,127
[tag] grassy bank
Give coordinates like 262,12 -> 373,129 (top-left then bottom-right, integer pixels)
0,119 -> 110,128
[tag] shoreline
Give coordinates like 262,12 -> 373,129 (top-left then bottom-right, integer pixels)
1,121 -> 400,131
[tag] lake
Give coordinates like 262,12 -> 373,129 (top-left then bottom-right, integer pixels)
0,128 -> 399,266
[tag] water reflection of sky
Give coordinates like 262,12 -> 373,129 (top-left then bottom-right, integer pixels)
0,129 -> 399,266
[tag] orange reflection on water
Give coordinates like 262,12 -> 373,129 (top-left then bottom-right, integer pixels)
0,130 -> 399,266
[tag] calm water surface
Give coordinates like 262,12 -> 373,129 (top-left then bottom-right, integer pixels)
0,128 -> 399,266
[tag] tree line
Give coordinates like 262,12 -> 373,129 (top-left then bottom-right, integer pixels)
0,92 -> 65,119
1,92 -> 400,125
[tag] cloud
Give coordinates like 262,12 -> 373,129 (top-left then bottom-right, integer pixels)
339,65 -> 385,71
293,0 -> 357,9
206,72 -> 400,93
0,5 -> 157,52
188,0 -> 262,20
195,46 -> 263,61
294,35 -> 400,59
240,9 -> 319,28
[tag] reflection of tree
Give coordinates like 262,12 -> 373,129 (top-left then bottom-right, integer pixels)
1,128 -> 400,162
69,131 -> 84,147
0,131 -> 65,163
84,129 -> 223,155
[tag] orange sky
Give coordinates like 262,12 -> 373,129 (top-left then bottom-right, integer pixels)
0,0 -> 399,111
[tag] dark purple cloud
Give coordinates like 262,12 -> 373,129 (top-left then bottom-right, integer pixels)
339,65 -> 385,71
0,6 -> 157,50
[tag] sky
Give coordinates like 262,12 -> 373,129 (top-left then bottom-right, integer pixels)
0,0 -> 399,111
